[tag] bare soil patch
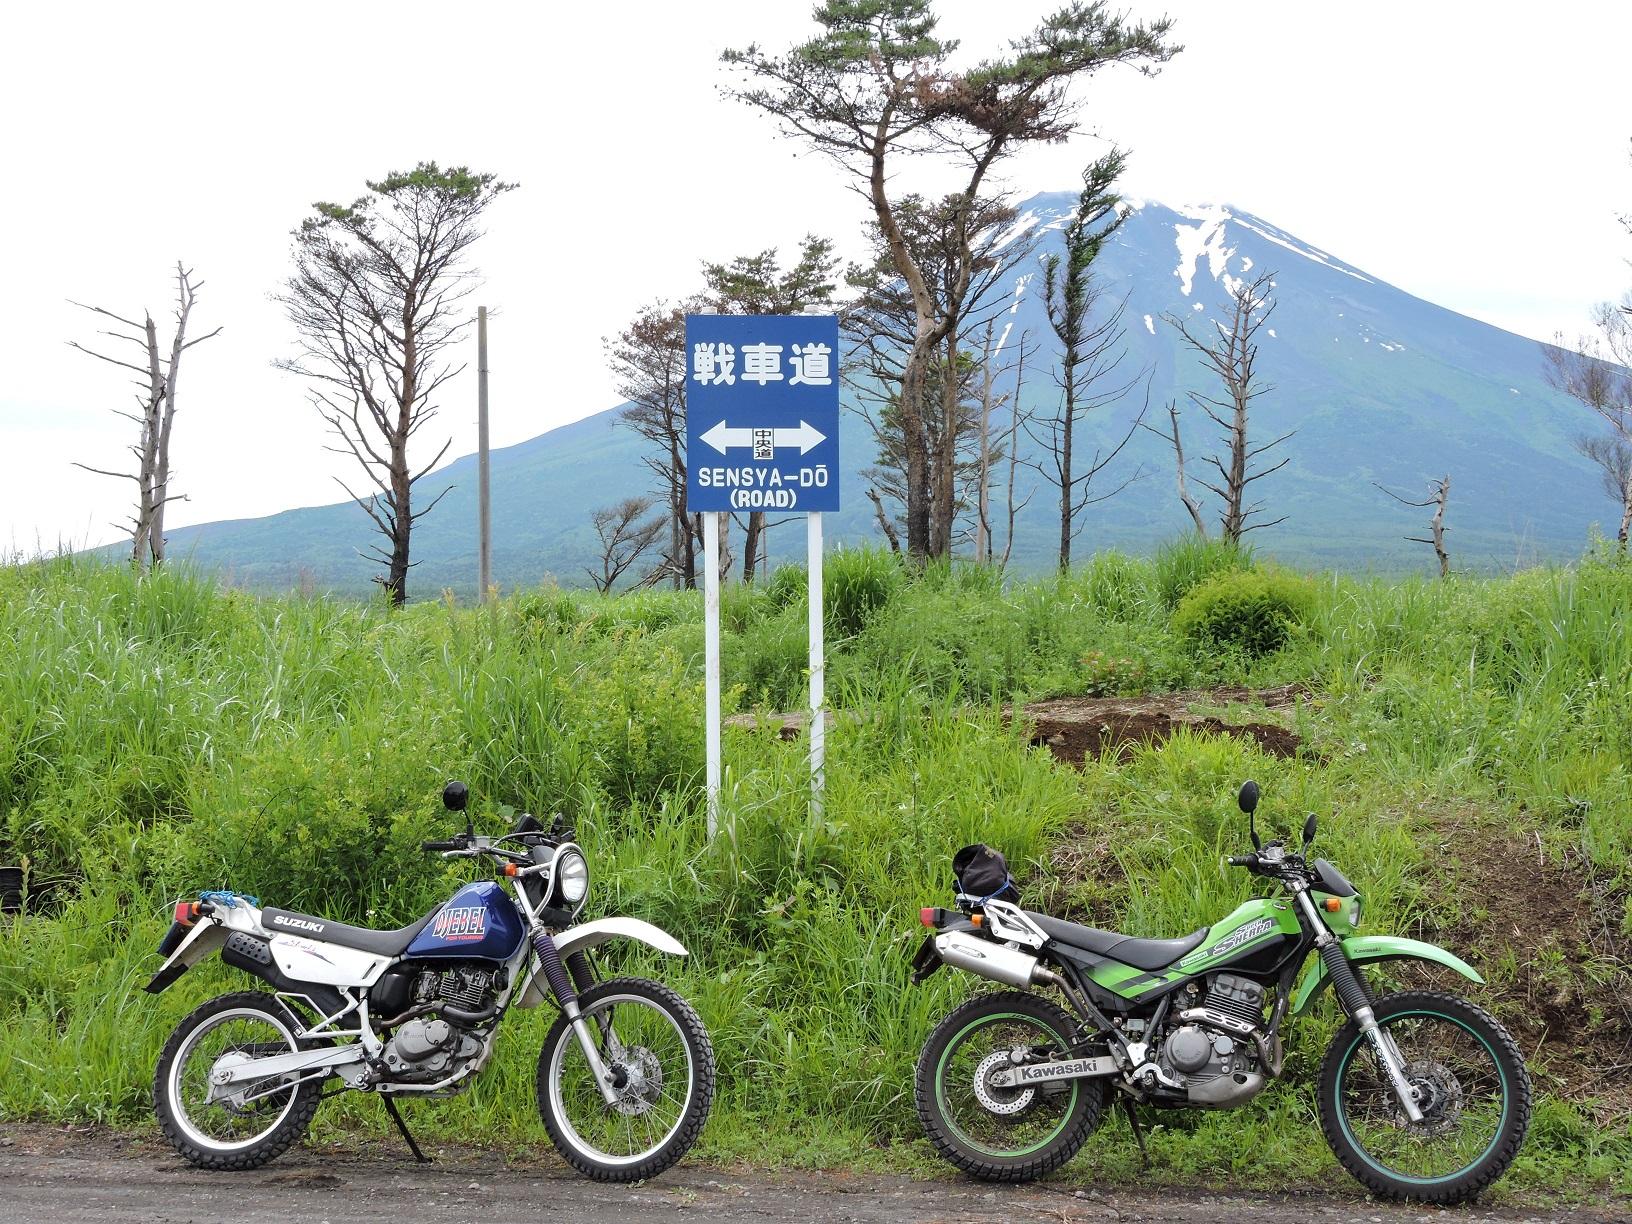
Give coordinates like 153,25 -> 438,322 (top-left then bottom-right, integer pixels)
1411,805 -> 1632,1120
1008,682 -> 1310,766
727,683 -> 1312,765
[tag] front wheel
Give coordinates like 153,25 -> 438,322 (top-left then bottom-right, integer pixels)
1318,989 -> 1531,1203
536,976 -> 714,1182
915,991 -> 1107,1182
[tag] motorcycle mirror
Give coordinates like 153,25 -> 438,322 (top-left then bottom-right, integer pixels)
442,780 -> 469,813
1238,780 -> 1262,849
1302,812 -> 1318,848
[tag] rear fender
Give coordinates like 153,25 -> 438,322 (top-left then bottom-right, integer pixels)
143,919 -> 228,994
1291,934 -> 1484,1015
515,917 -> 687,1009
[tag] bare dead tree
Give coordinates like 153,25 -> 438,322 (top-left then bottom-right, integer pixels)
974,319 -> 1001,563
1146,399 -> 1210,537
1161,271 -> 1289,543
1027,150 -> 1145,570
1375,475 -> 1452,577
585,496 -> 666,593
1575,430 -> 1632,546
1000,330 -> 1039,570
726,2 -> 1177,560
1544,301 -> 1632,546
275,163 -> 514,606
69,263 -> 220,567
609,299 -> 706,588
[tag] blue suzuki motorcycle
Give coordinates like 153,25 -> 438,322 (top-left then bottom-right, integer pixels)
143,781 -> 714,1181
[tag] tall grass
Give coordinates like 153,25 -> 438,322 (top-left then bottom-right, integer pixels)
1,547 -> 1628,1192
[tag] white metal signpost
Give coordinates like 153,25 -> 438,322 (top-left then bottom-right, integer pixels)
684,314 -> 841,836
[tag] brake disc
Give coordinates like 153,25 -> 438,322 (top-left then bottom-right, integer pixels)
1399,1058 -> 1464,1137
609,1046 -> 664,1117
972,1049 -> 1036,1116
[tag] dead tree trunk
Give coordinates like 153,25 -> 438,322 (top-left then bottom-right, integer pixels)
69,264 -> 219,568
1148,400 -> 1210,537
1375,475 -> 1452,577
1164,272 -> 1288,543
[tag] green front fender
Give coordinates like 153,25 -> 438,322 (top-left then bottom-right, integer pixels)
1291,935 -> 1485,1015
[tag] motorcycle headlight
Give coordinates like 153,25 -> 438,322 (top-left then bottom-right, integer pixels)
1349,896 -> 1362,928
556,850 -> 589,908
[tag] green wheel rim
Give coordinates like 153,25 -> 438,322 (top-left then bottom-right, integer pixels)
1334,1007 -> 1509,1185
934,1011 -> 1079,1159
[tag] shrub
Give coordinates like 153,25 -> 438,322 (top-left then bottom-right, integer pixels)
1153,534 -> 1252,609
1171,567 -> 1315,657
765,562 -> 808,610
824,546 -> 903,638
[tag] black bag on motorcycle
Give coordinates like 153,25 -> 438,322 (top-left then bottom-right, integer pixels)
952,843 -> 1019,903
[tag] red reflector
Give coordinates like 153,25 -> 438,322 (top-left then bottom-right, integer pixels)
919,907 -> 936,928
174,900 -> 197,926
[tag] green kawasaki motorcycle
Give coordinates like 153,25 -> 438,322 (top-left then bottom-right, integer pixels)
910,781 -> 1530,1203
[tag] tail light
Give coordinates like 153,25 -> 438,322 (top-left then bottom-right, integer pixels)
173,900 -> 200,926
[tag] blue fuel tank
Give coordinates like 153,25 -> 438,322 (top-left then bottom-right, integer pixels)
404,881 -> 527,963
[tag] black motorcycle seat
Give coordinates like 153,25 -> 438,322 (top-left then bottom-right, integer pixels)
262,907 -> 436,958
1026,911 -> 1210,971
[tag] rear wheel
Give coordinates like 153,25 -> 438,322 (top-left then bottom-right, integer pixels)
915,991 -> 1106,1182
1318,990 -> 1531,1203
154,991 -> 323,1171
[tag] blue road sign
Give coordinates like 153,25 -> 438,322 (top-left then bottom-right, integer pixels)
684,314 -> 841,514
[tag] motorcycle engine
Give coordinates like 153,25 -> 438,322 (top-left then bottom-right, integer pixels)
1154,973 -> 1271,1108
378,966 -> 502,1083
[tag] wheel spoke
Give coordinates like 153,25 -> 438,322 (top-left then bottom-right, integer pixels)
546,989 -> 695,1168
1336,1011 -> 1508,1182
167,1007 -> 303,1153
935,1012 -> 1079,1160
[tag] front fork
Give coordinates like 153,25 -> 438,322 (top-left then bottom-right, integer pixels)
532,929 -> 623,1105
1293,889 -> 1425,1124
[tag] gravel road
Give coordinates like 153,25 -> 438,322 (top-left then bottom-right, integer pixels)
0,1125 -> 1622,1224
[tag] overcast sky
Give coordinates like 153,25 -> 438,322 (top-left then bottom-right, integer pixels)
3,0 -> 1629,551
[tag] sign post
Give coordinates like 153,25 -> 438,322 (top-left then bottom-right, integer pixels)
685,314 -> 841,833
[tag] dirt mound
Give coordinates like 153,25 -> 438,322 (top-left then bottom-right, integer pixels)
1010,683 -> 1310,766
1413,808 -> 1632,1119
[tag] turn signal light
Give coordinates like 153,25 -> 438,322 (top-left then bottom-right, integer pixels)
1324,898 -> 1342,912
970,913 -> 983,928
503,863 -> 519,877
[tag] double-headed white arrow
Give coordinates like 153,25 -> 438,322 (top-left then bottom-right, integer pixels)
699,419 -> 827,456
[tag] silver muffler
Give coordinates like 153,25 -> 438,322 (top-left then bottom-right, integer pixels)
934,930 -> 1047,988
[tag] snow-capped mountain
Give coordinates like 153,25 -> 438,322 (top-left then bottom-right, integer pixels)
157,194 -> 1618,591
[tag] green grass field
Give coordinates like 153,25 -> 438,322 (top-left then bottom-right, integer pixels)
1,541 -> 1628,1198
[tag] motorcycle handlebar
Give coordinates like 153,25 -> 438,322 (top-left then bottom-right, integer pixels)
421,838 -> 464,853
1227,853 -> 1259,869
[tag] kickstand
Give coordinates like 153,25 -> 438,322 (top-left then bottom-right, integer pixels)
382,1095 -> 430,1164
1120,1097 -> 1149,1170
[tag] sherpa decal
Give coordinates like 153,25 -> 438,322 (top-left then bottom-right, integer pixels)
1181,916 -> 1276,967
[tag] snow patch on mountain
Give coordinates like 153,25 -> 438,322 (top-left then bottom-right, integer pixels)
1230,214 -> 1375,285
1172,204 -> 1233,296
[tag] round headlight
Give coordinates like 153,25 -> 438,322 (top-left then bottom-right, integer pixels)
557,850 -> 589,907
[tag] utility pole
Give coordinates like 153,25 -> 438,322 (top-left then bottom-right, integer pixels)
477,306 -> 492,600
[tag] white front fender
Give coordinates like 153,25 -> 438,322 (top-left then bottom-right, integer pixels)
515,917 -> 688,1009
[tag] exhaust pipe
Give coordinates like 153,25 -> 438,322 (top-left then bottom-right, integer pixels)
935,930 -> 1048,988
